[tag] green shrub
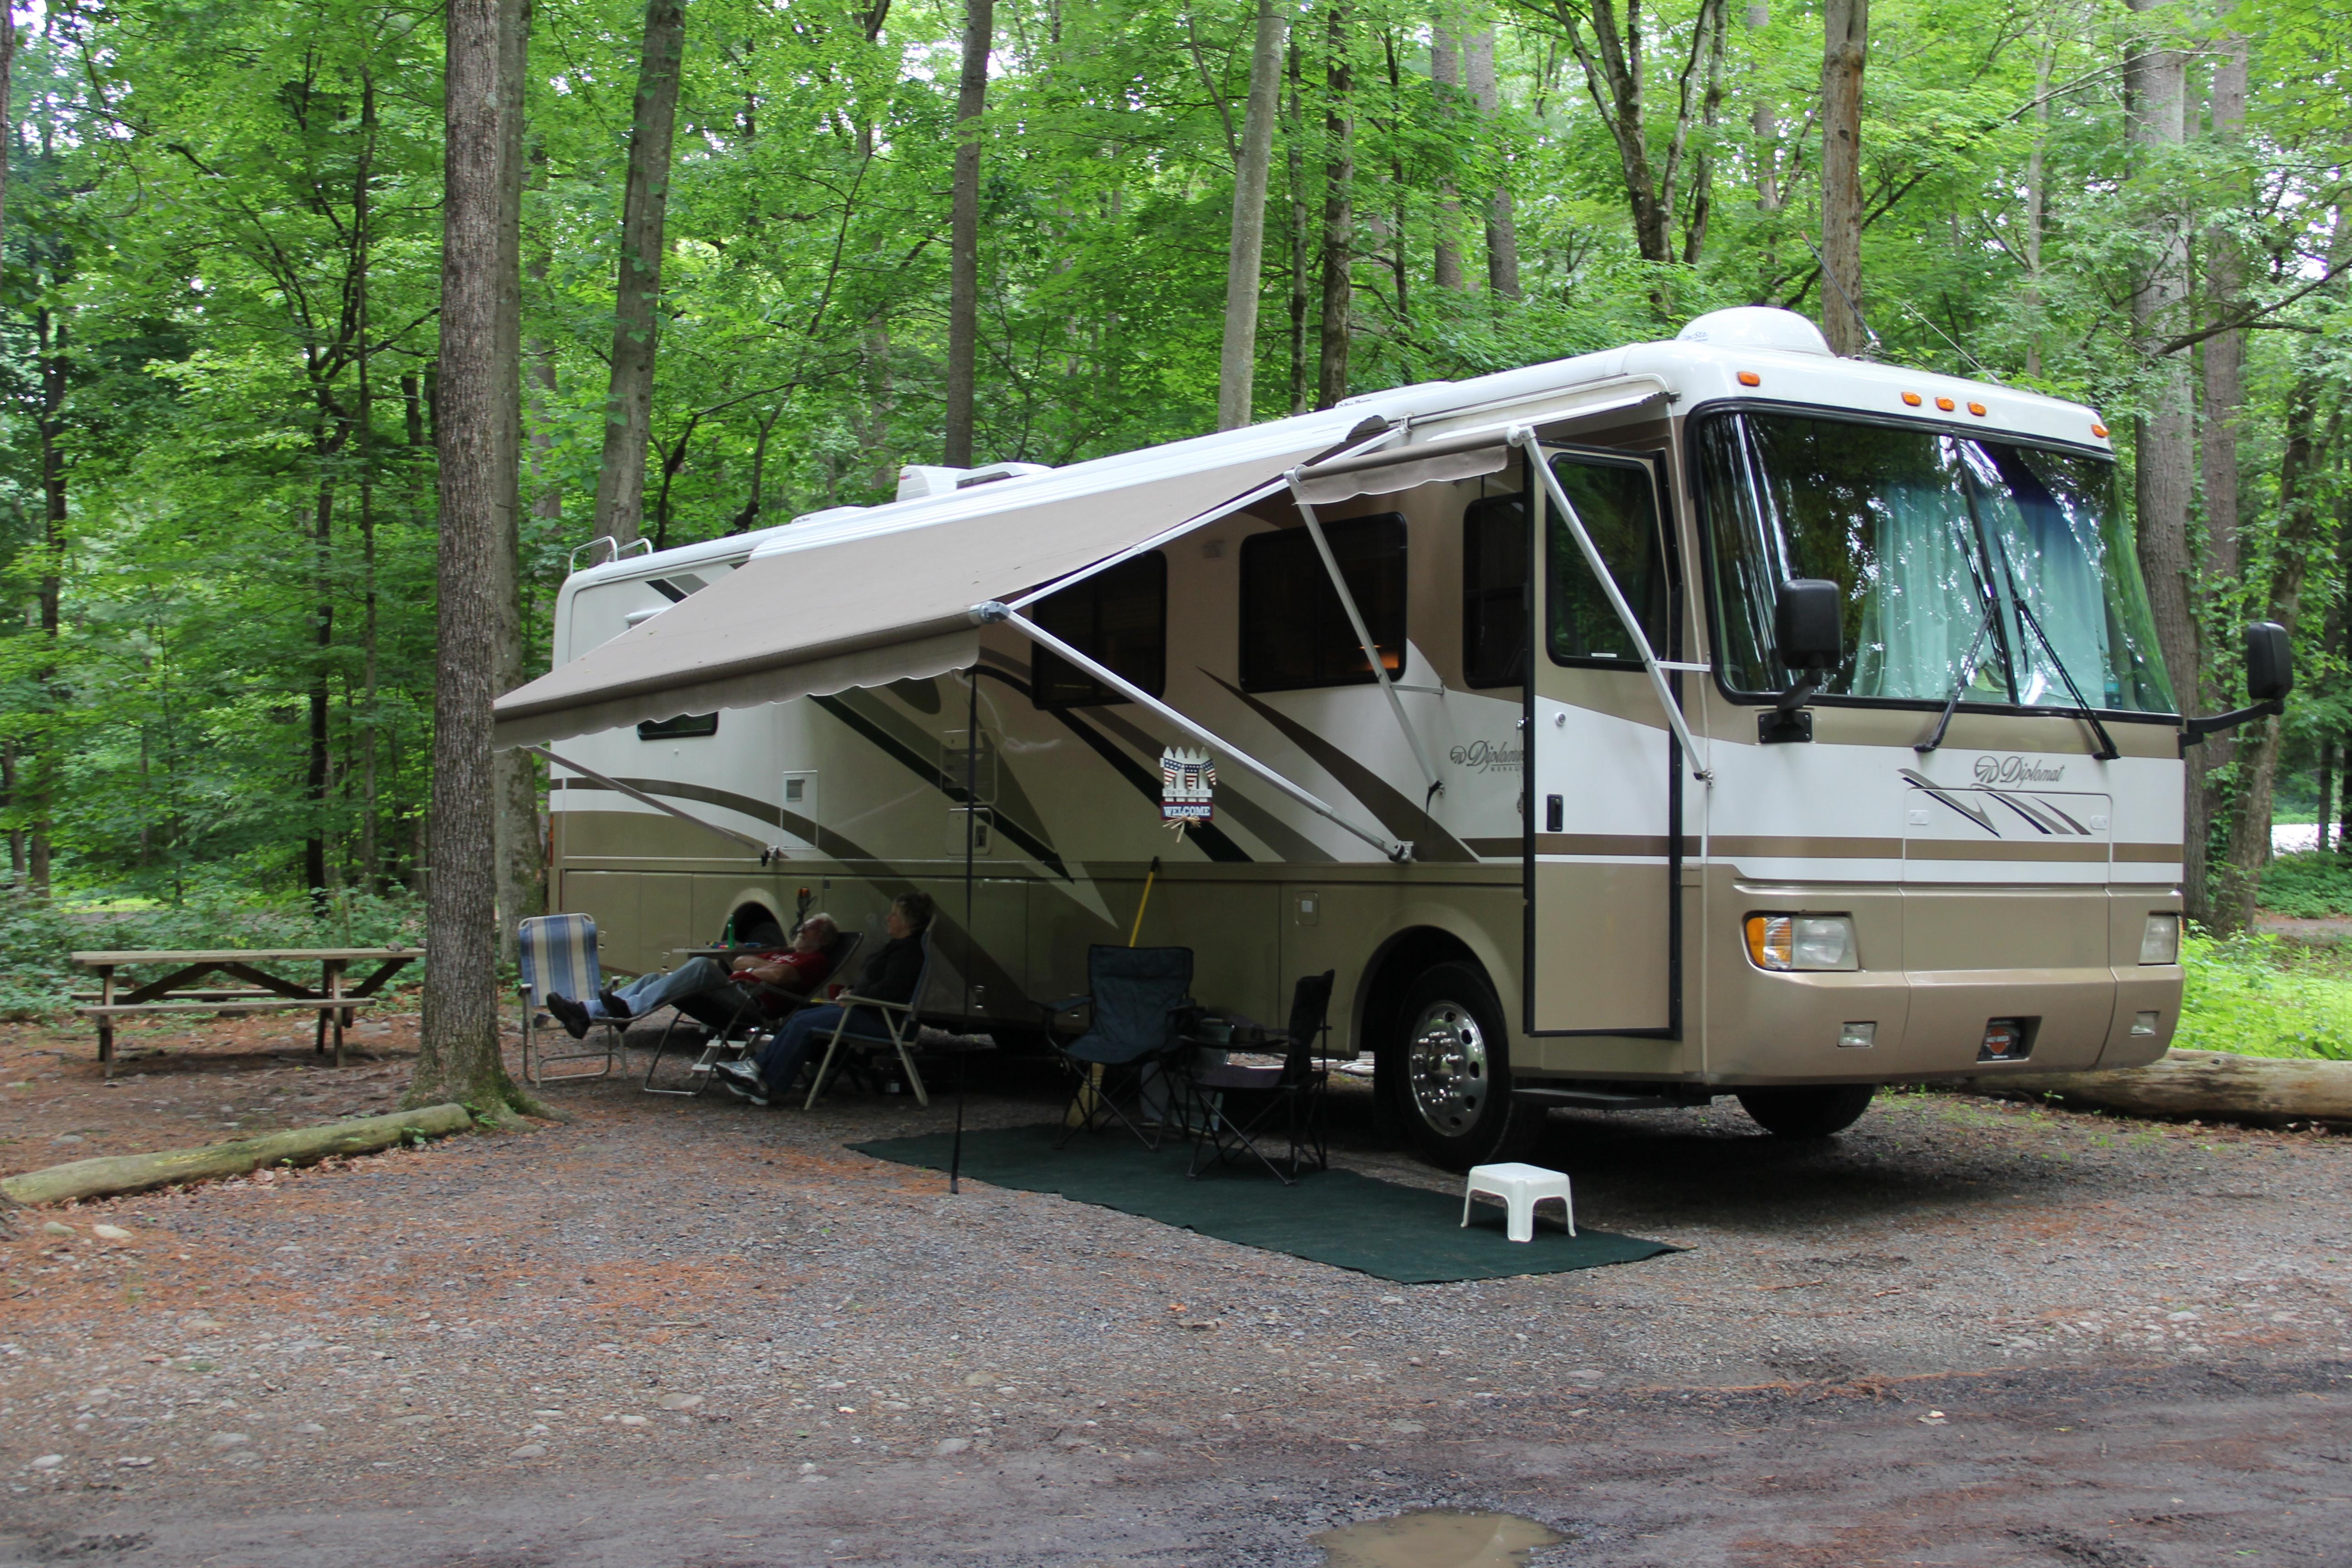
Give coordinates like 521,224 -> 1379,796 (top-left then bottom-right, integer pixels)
2255,851 -> 2352,918
2175,933 -> 2352,1060
0,889 -> 426,1022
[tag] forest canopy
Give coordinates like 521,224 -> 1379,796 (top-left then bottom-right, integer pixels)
2,0 -> 2347,930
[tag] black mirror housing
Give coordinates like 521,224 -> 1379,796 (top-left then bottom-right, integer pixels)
2245,621 -> 2293,703
1776,578 -> 1843,672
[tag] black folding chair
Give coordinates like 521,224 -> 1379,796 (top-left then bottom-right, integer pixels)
642,930 -> 863,1095
1183,970 -> 1335,1185
1044,946 -> 1196,1151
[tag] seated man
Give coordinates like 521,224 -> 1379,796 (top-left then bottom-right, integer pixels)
544,914 -> 839,1039
713,892 -> 931,1106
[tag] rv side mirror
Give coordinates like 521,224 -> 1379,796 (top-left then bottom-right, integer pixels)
2245,621 -> 2293,703
1776,579 -> 1842,673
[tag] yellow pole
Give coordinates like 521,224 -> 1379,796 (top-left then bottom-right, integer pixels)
1126,854 -> 1162,946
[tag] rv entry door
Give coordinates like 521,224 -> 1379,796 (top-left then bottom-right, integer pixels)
1526,448 -> 1679,1036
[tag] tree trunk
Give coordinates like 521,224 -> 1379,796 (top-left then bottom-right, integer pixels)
2214,373 -> 2339,931
1429,19 -> 1467,293
2021,36 -> 2051,377
0,4 -> 12,263
31,305 -> 66,896
590,0 -> 686,551
1746,2 -> 1778,217
494,0 -> 542,970
2123,0 -> 2203,921
1984,1051 -> 2352,1130
419,0 -> 534,1116
357,75 -> 382,893
1285,38 -> 1309,416
0,1105 -> 477,1207
1314,2 -> 1353,411
943,0 -> 993,466
306,478 -> 334,906
1216,0 -> 1288,431
2199,33 -> 2247,597
1680,2 -> 1726,263
1817,0 -> 1867,354
1465,25 -> 1519,297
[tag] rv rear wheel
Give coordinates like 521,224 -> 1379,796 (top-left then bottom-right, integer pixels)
1735,1084 -> 1876,1138
1387,962 -> 1546,1172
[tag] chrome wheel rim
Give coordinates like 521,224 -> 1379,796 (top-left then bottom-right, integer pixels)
1407,998 -> 1489,1136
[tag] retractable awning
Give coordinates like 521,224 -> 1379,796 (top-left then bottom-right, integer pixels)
491,412 -> 1378,750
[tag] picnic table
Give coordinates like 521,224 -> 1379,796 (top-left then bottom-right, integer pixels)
70,948 -> 421,1076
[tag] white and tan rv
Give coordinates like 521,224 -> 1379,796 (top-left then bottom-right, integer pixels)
494,307 -> 2288,1170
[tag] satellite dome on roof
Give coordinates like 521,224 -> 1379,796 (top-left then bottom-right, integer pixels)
1675,306 -> 1834,358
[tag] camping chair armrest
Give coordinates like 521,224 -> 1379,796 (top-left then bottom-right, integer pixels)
1044,993 -> 1091,1017
832,994 -> 912,1013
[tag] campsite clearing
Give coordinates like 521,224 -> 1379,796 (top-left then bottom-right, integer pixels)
0,1008 -> 2345,1566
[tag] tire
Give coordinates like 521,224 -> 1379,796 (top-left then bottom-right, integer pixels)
1384,961 -> 1548,1172
1735,1084 -> 1876,1139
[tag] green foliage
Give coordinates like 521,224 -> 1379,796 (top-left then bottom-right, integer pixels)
0,890 -> 425,1022
2175,934 -> 2352,1061
2254,853 -> 2352,919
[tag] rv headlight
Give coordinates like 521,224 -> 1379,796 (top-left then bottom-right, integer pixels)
2139,913 -> 2181,965
1744,913 -> 1858,972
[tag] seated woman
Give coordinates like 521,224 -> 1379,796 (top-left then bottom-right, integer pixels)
544,914 -> 839,1039
713,892 -> 931,1105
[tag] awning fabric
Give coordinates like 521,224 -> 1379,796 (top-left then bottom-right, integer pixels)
492,413 -> 1370,750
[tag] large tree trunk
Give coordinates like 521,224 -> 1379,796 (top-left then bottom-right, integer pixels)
1746,3 -> 1777,214
2123,0 -> 2204,922
589,0 -> 686,551
1285,39 -> 1309,416
943,0 -> 993,466
419,0 -> 534,1117
1215,0 -> 1288,431
1429,19 -> 1467,293
1984,1051 -> 2352,1130
1314,3 -> 1353,411
495,2 -> 544,969
305,476 -> 334,906
1817,0 -> 1867,354
1464,25 -> 1520,297
30,305 -> 66,896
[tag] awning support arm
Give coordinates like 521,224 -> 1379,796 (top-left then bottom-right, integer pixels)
1512,427 -> 1713,785
975,603 -> 1412,862
528,745 -> 786,862
1283,475 -> 1447,807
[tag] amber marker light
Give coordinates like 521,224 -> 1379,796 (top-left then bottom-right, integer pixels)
1967,401 -> 1988,416
1901,391 -> 1923,407
2092,422 -> 2110,438
1737,370 -> 1762,386
1935,396 -> 1956,412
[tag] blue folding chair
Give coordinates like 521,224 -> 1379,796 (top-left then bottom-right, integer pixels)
517,913 -> 626,1086
1045,946 -> 1196,1150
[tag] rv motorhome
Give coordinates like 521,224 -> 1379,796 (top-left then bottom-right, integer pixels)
493,307 -> 2288,1171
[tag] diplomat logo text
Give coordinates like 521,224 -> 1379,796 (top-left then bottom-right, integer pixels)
1450,740 -> 1524,774
1974,755 -> 2067,785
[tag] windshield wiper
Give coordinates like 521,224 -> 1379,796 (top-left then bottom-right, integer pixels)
1915,597 -> 2002,755
2006,597 -> 2120,761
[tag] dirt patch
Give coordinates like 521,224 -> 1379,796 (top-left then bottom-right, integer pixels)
0,1009 -> 2347,1564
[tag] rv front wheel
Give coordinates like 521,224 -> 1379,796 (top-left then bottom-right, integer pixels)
1734,1084 -> 1876,1138
1389,962 -> 1545,1172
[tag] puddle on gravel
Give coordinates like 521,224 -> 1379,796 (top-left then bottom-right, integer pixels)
1315,1510 -> 1562,1568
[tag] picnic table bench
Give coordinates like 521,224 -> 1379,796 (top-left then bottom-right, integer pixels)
70,948 -> 421,1076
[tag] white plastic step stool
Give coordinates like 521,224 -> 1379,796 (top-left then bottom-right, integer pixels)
1461,1161 -> 1576,1243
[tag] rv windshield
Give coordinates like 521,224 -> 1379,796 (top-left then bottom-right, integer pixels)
1699,411 -> 2176,716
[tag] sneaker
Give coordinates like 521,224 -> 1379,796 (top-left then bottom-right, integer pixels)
720,1075 -> 769,1107
713,1058 -> 762,1089
598,989 -> 634,1022
544,993 -> 592,1041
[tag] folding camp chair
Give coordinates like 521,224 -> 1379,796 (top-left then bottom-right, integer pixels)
1183,970 -> 1335,1184
516,913 -> 626,1086
802,929 -> 939,1109
641,929 -> 864,1095
1044,946 -> 1196,1151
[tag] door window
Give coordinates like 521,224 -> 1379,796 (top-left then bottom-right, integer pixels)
1547,455 -> 1667,667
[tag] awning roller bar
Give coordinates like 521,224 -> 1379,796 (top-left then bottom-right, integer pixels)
976,602 -> 1413,862
1512,426 -> 1713,785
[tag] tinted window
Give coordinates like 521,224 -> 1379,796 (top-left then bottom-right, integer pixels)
1462,492 -> 1529,688
638,713 -> 719,739
1240,514 -> 1408,691
1031,551 -> 1167,706
1548,456 -> 1667,665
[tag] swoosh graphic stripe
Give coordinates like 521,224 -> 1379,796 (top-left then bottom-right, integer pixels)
1201,671 -> 1476,862
811,694 -> 1072,879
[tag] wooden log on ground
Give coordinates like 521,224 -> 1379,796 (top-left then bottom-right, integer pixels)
0,1103 -> 475,1207
1974,1049 -> 2352,1127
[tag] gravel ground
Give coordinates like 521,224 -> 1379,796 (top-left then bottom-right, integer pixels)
0,1007 -> 2348,1566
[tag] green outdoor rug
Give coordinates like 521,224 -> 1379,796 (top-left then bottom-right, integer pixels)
849,1123 -> 1681,1284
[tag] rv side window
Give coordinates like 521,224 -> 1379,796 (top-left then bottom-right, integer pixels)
638,713 -> 719,740
1240,514 -> 1408,692
1547,455 -> 1668,666
1031,550 -> 1167,706
1462,493 -> 1529,687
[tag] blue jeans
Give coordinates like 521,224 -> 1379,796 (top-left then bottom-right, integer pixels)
753,1004 -> 888,1095
590,957 -> 755,1031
